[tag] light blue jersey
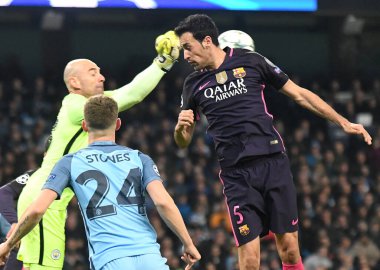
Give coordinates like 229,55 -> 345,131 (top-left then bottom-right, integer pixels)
0,213 -> 10,238
43,141 -> 163,270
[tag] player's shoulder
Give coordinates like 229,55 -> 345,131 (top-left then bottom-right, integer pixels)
137,150 -> 154,162
183,69 -> 211,95
184,71 -> 201,87
25,169 -> 37,177
116,145 -> 137,155
63,93 -> 87,104
245,51 -> 276,66
232,48 -> 264,61
108,144 -> 135,154
14,169 -> 36,185
103,90 -> 114,97
50,154 -> 74,173
60,152 -> 76,162
234,50 -> 279,72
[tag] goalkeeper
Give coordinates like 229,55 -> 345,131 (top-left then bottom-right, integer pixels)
15,30 -> 180,270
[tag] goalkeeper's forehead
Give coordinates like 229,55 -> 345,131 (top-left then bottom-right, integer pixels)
77,60 -> 99,72
68,60 -> 100,77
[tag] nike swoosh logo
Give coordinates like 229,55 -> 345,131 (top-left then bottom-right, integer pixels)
199,81 -> 211,91
292,218 -> 298,226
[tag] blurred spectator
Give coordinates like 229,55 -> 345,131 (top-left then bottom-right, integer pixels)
304,245 -> 333,270
349,234 -> 380,268
209,200 -> 232,233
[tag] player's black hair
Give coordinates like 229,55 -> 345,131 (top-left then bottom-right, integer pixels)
175,14 -> 219,46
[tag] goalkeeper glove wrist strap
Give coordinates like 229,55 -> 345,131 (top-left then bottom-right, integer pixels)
155,55 -> 177,72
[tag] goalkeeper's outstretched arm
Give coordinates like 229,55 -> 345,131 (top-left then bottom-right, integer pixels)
108,30 -> 181,112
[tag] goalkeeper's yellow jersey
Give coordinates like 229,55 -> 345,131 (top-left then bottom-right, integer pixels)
18,63 -> 165,212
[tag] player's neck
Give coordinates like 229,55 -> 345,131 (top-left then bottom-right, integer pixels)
88,133 -> 116,144
208,48 -> 226,70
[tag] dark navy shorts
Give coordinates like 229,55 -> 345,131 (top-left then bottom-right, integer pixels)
219,152 -> 299,247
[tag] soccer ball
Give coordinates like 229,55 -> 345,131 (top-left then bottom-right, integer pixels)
218,30 -> 255,51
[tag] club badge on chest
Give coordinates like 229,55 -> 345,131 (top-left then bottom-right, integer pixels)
216,71 -> 228,84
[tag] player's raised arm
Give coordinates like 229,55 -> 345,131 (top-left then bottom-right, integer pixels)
108,30 -> 180,112
146,180 -> 201,269
280,79 -> 372,145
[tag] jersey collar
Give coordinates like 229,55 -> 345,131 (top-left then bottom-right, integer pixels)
89,141 -> 117,146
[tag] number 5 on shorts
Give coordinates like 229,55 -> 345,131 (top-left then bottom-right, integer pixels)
234,205 -> 244,224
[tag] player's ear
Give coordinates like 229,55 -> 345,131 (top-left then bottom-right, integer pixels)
202,36 -> 212,48
69,76 -> 81,90
115,118 -> 121,131
82,120 -> 89,132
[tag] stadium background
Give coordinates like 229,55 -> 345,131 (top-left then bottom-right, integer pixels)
0,0 -> 379,269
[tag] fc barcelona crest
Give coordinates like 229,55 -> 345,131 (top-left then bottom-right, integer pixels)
239,224 -> 250,236
233,67 -> 246,78
215,71 -> 228,84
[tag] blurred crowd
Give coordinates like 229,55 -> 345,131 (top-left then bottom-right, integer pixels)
0,58 -> 379,270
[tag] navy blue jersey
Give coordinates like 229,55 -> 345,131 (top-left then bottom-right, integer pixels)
181,47 -> 289,168
0,169 -> 36,224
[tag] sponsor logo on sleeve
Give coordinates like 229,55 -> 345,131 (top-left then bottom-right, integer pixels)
153,165 -> 160,176
47,174 -> 56,181
264,57 -> 283,74
16,173 -> 30,185
274,67 -> 281,74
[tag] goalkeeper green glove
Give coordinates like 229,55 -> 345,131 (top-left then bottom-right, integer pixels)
154,30 -> 180,72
